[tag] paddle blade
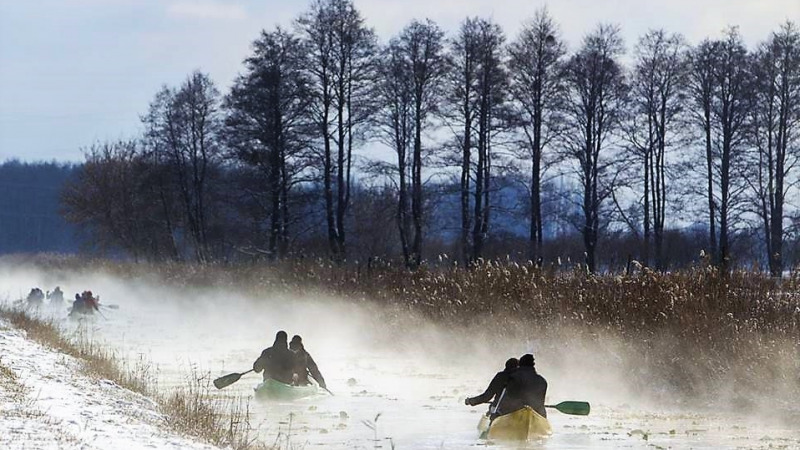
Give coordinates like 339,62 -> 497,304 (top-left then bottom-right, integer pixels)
213,372 -> 243,389
546,401 -> 590,415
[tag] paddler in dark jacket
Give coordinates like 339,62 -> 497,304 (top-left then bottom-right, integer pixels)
289,335 -> 327,390
465,357 -> 518,409
253,331 -> 294,384
500,353 -> 548,417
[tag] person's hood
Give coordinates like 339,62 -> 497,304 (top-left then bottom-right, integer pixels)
273,332 -> 288,348
291,342 -> 305,352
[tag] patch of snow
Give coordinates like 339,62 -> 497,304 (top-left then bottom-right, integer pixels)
0,319 -> 222,450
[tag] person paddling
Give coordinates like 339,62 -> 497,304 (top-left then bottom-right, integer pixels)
26,288 -> 45,307
289,335 -> 327,390
502,353 -> 548,417
465,357 -> 518,415
82,291 -> 100,312
48,286 -> 64,303
253,331 -> 294,384
70,291 -> 98,315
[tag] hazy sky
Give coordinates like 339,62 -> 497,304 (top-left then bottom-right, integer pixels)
1,0 -> 797,162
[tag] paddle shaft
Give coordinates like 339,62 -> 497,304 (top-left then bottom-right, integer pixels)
491,388 -> 507,415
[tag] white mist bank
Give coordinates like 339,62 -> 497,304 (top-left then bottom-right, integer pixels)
0,260 -> 637,404
2,259 -> 799,449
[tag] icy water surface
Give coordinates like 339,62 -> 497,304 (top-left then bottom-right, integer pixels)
68,295 -> 800,449
3,267 -> 799,449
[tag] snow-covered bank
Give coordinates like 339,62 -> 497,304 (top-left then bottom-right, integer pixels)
0,318 -> 221,450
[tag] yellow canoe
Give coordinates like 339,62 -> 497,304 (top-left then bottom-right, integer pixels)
477,406 -> 552,440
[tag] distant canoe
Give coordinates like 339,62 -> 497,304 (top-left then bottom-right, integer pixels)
253,378 -> 318,401
478,406 -> 552,440
68,304 -> 95,318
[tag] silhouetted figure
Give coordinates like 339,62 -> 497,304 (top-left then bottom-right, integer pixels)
26,288 -> 45,307
465,357 -> 519,414
47,286 -> 64,303
289,335 -> 326,389
253,331 -> 294,384
70,290 -> 99,316
500,353 -> 548,417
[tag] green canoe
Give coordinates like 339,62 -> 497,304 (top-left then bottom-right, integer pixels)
254,379 -> 319,401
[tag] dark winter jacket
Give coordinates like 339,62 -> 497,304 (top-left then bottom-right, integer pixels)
253,338 -> 294,384
466,367 -> 516,407
291,345 -> 326,389
499,366 -> 548,417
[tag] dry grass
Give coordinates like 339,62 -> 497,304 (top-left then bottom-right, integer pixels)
162,371 -> 264,450
0,305 -> 270,450
0,358 -> 26,402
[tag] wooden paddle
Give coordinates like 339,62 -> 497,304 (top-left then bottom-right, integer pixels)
545,401 -> 591,415
213,369 -> 253,389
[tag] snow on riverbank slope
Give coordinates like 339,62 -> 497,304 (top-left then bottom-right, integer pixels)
0,318 -> 220,450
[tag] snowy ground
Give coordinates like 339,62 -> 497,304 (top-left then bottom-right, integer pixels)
0,318 -> 220,450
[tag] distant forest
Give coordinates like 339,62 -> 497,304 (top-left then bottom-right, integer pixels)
19,2 -> 800,274
0,160 -> 80,254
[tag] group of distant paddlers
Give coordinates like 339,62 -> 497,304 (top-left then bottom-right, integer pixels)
253,331 -> 327,390
24,287 -> 101,316
24,287 -> 60,306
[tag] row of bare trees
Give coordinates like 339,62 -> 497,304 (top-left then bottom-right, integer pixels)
63,1 -> 800,274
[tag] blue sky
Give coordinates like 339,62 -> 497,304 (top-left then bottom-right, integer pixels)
1,0 -> 797,162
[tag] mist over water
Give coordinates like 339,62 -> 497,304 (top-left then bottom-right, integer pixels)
2,260 -> 799,449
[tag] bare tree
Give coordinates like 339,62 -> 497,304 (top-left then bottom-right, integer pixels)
298,0 -> 377,261
373,38 -> 414,265
687,39 -> 719,262
747,22 -> 800,276
472,20 -> 508,260
707,28 -> 752,267
624,29 -> 687,270
508,7 -> 567,262
443,18 -> 508,263
562,24 -> 628,273
374,19 -> 446,268
142,71 -> 223,263
62,141 -> 176,260
444,18 -> 481,264
224,28 -> 312,259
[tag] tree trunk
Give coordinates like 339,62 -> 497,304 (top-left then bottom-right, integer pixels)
411,100 -> 424,268
704,108 -> 717,263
